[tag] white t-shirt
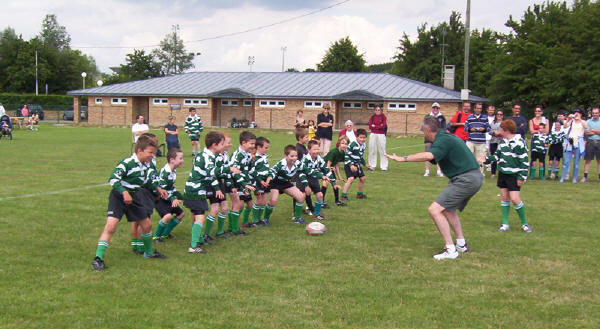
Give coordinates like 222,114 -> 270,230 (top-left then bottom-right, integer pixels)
132,123 -> 149,142
345,129 -> 357,144
0,104 -> 5,117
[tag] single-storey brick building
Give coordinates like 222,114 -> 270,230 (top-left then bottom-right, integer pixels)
67,72 -> 487,134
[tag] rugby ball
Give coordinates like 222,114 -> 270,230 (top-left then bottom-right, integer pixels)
305,221 -> 326,235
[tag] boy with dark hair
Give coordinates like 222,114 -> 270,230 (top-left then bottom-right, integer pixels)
548,119 -> 566,180
229,131 -> 257,235
153,148 -> 185,242
300,139 -> 335,220
529,122 -> 549,179
262,145 -> 308,224
184,107 -> 203,156
205,132 -> 235,240
342,128 -> 371,200
324,135 -> 350,206
294,128 -> 315,215
481,119 -> 532,233
252,137 -> 272,225
184,131 -> 236,253
92,135 -> 167,270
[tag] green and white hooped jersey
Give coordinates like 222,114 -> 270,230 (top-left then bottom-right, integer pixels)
531,133 -> 549,153
184,148 -> 221,200
230,147 -> 254,186
485,135 -> 530,181
344,141 -> 366,166
269,158 -> 307,185
252,153 -> 270,182
108,153 -> 152,194
300,153 -> 334,183
158,163 -> 181,202
184,115 -> 203,139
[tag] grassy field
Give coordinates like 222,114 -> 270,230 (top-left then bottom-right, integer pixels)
1,123 -> 599,329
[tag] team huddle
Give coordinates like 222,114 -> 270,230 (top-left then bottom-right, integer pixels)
92,125 -> 371,270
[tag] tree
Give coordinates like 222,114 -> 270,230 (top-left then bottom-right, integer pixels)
40,14 -> 71,50
285,68 -> 299,72
317,36 -> 366,72
367,62 -> 394,73
119,49 -> 162,81
152,24 -> 194,75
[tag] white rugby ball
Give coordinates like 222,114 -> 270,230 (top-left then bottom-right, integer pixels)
305,221 -> 326,235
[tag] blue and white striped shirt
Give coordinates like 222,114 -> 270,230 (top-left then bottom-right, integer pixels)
464,114 -> 490,143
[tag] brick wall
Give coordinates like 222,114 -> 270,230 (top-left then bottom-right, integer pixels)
255,99 -> 335,130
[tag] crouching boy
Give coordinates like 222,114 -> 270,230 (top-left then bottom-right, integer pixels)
153,148 -> 185,241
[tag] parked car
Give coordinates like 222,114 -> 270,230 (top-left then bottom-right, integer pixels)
62,107 -> 88,121
17,104 -> 44,120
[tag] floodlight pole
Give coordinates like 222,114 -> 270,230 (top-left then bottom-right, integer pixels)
281,46 -> 287,72
464,0 -> 471,91
35,50 -> 38,95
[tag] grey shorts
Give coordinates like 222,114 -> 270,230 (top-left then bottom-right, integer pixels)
584,140 -> 600,160
435,169 -> 483,212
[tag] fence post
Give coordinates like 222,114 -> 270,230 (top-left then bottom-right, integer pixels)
405,113 -> 408,136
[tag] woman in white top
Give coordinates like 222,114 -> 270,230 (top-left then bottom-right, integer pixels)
338,120 -> 357,144
560,108 -> 587,183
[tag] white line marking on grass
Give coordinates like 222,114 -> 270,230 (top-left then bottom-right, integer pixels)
0,183 -> 110,202
386,143 -> 424,151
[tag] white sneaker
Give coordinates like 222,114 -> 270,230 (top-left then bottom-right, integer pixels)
436,171 -> 444,177
580,177 -> 587,183
433,247 -> 460,260
499,224 -> 510,232
522,224 -> 533,233
456,244 -> 470,253
423,171 -> 430,177
188,246 -> 206,254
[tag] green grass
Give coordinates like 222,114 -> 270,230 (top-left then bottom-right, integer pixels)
1,123 -> 599,328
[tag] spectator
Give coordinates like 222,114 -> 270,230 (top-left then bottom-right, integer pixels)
560,108 -> 587,183
449,102 -> 470,141
0,103 -> 5,117
164,116 -> 180,150
508,104 -> 528,139
423,102 -> 446,177
582,107 -> 600,182
132,115 -> 149,143
485,105 -> 496,172
488,109 -> 504,178
368,105 -> 388,171
464,102 -> 490,174
338,120 -> 357,144
316,104 -> 334,156
294,110 -> 308,129
307,119 -> 316,140
21,104 -> 30,117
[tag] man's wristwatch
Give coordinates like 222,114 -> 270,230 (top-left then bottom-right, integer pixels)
403,156 -> 408,162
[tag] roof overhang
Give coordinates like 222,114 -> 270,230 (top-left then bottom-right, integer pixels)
332,89 -> 383,100
207,88 -> 254,98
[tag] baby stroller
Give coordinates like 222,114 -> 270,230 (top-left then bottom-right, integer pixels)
0,115 -> 12,140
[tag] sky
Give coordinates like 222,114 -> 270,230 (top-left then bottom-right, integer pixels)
1,0 -> 541,74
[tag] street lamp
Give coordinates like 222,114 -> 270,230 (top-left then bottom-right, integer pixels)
248,56 -> 255,72
281,46 -> 287,72
81,72 -> 87,89
97,80 -> 103,87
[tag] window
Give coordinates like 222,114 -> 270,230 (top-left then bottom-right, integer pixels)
304,101 -> 324,108
259,100 -> 285,108
221,99 -> 239,106
183,99 -> 208,106
111,97 -> 127,105
152,98 -> 168,105
367,103 -> 383,110
95,98 -> 102,104
387,102 -> 417,111
243,100 -> 252,107
343,102 -> 362,109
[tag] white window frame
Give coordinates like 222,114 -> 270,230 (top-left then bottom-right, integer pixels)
259,99 -> 285,108
221,99 -> 239,107
387,102 -> 417,111
343,102 -> 362,109
152,98 -> 169,105
95,98 -> 102,104
183,98 -> 209,106
243,100 -> 252,107
304,101 -> 324,108
111,97 -> 128,105
367,102 -> 383,110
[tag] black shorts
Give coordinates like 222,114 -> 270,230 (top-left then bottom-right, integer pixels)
190,136 -> 199,142
306,177 -> 321,194
207,186 -> 227,204
155,198 -> 184,217
530,151 -> 546,162
584,140 -> 600,160
254,180 -> 271,195
232,183 -> 253,202
137,188 -> 156,217
106,189 -> 149,222
270,179 -> 294,192
497,172 -> 521,191
183,199 -> 209,215
548,144 -> 563,160
344,164 -> 365,179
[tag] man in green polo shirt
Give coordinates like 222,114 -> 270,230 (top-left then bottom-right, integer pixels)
386,116 -> 483,260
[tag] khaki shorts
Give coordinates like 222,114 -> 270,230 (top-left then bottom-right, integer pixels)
435,169 -> 483,212
466,141 -> 487,159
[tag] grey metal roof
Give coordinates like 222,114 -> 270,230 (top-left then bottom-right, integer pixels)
67,72 -> 488,102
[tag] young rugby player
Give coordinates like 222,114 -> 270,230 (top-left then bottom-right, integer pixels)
92,135 -> 167,270
324,135 -> 350,206
153,148 -> 185,242
342,129 -> 371,200
294,128 -> 315,215
548,119 -> 565,180
184,107 -> 203,156
206,132 -> 234,240
480,120 -> 532,233
300,139 -> 336,220
529,122 -> 549,179
229,131 -> 256,235
252,137 -> 272,226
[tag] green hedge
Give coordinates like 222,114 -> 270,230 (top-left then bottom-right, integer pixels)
0,93 -> 78,110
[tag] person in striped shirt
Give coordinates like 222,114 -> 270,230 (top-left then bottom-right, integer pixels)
208,132 -> 237,239
184,107 -> 203,157
342,129 -> 371,200
324,135 -> 350,206
480,119 -> 532,233
300,139 -> 336,221
529,122 -> 549,180
252,137 -> 272,226
464,102 -> 490,174
92,135 -> 168,271
262,145 -> 311,225
548,118 -> 566,180
152,148 -> 185,242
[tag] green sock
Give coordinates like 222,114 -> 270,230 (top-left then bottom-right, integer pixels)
529,167 -> 536,179
251,204 -> 261,223
259,206 -> 265,219
95,240 -> 109,259
264,204 -> 274,220
141,233 -> 154,255
501,201 -> 510,225
294,202 -> 304,220
191,222 -> 203,248
154,220 -> 167,238
216,212 -> 227,234
514,201 -> 528,226
539,167 -> 545,179
204,215 -> 215,237
548,168 -> 552,176
132,238 -> 143,252
241,206 -> 251,225
342,192 -> 348,197
230,211 -> 240,233
357,191 -> 364,196
227,211 -> 235,232
162,218 -> 181,237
